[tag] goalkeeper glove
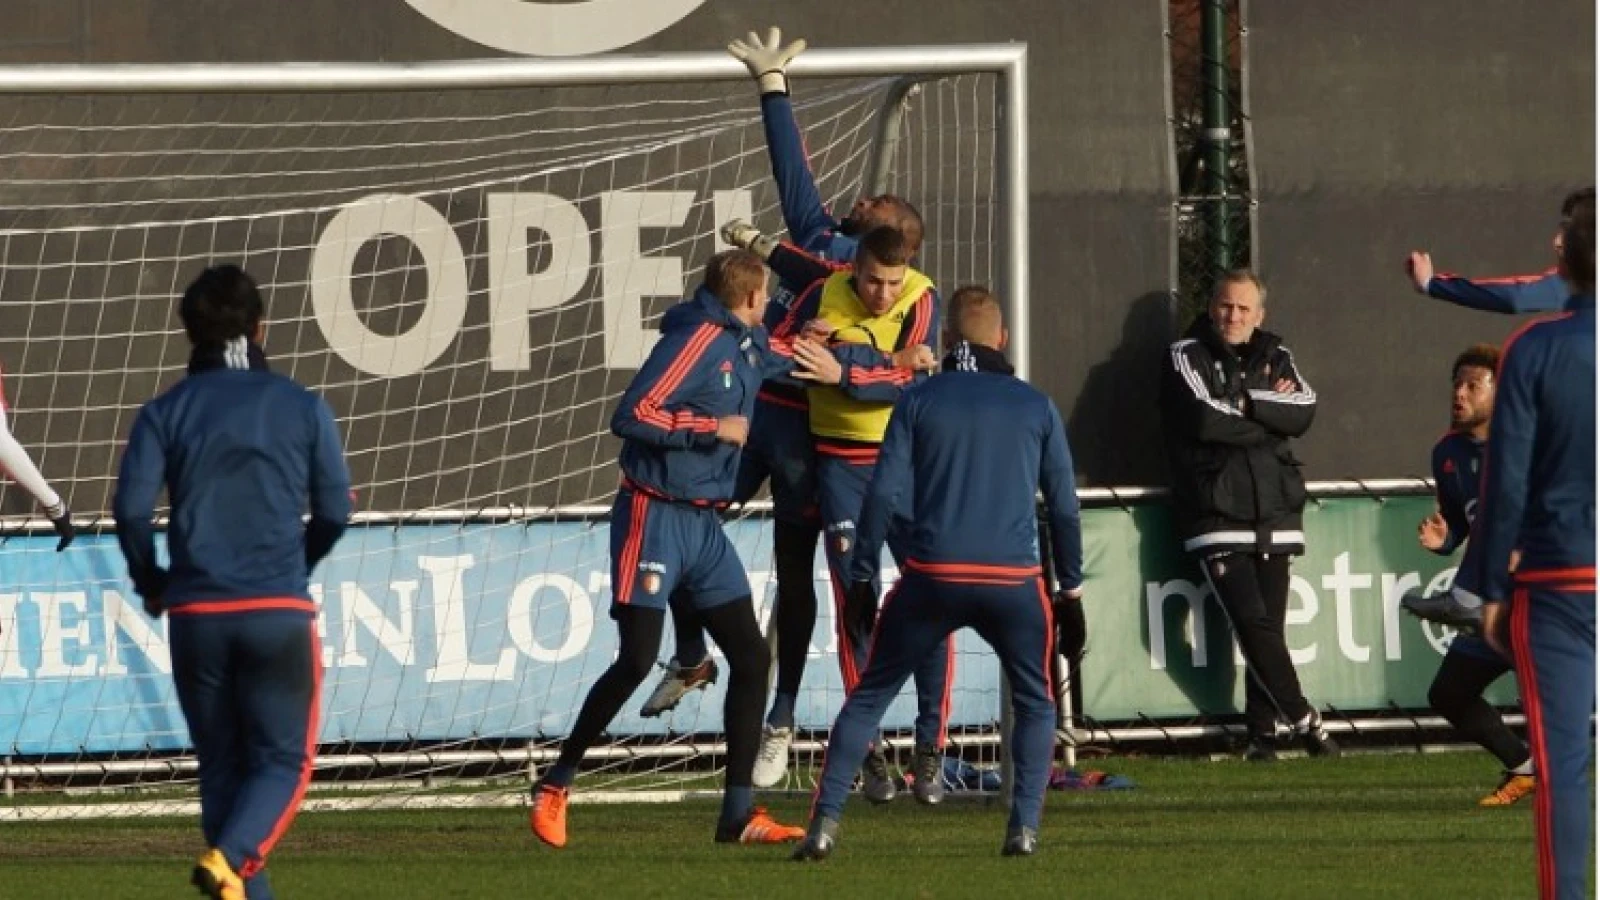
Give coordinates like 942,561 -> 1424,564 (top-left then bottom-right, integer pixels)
727,27 -> 806,96
43,500 -> 74,552
721,219 -> 778,260
845,579 -> 879,637
1053,590 -> 1087,666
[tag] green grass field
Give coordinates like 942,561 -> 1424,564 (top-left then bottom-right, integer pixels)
0,753 -> 1539,899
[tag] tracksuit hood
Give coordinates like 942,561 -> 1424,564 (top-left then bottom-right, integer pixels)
661,287 -> 752,338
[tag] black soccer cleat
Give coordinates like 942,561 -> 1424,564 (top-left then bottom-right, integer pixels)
911,744 -> 945,806
791,817 -> 840,862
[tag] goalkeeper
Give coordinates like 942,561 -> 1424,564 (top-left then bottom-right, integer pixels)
643,26 -> 941,783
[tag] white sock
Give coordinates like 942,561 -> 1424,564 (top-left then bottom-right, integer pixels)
1511,759 -> 1534,776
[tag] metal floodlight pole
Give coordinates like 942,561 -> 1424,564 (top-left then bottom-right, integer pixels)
1201,0 -> 1233,276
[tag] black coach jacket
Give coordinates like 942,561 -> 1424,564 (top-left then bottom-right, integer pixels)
1159,315 -> 1316,556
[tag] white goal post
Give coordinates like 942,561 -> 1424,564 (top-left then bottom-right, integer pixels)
0,45 -> 1030,817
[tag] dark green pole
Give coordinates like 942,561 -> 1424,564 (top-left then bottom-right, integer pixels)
1202,0 -> 1232,277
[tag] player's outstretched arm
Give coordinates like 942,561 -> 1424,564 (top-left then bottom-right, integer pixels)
729,28 -> 838,251
112,407 -> 168,606
1408,251 -> 1566,314
0,406 -> 73,550
766,235 -> 843,288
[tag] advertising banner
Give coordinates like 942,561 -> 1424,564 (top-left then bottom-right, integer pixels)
0,495 -> 1508,754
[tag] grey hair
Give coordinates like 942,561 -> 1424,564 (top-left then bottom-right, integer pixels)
1212,268 -> 1267,304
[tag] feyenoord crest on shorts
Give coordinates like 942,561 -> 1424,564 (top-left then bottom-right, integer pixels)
639,562 -> 666,595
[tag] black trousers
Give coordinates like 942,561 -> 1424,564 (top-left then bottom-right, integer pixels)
1428,645 -> 1527,770
1199,552 -> 1314,737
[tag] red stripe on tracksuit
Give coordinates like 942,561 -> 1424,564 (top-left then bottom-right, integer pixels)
756,388 -> 808,411
903,290 -> 934,347
830,569 -> 861,690
632,323 -> 721,435
1513,566 -> 1597,587
615,490 -> 650,605
169,598 -> 318,617
240,621 -> 322,879
850,367 -> 914,386
1034,577 -> 1056,703
815,442 -> 880,463
1438,267 -> 1558,286
772,281 -> 824,342
905,559 -> 1043,581
1509,590 -> 1558,899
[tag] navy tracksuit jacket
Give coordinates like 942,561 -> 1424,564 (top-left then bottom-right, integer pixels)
810,342 -> 1082,832
1428,269 -> 1567,314
609,288 -> 771,612
113,340 -> 350,898
1455,292 -> 1595,900
1427,431 -> 1504,664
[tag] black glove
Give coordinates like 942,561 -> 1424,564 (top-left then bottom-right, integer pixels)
845,580 -> 879,637
135,569 -> 169,619
1053,591 -> 1087,666
44,502 -> 74,552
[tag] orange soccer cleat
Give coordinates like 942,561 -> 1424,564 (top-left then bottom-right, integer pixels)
728,806 -> 806,845
191,848 -> 245,900
530,783 -> 570,848
1478,772 -> 1537,807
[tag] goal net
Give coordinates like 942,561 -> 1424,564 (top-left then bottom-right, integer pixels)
0,52 -> 1019,818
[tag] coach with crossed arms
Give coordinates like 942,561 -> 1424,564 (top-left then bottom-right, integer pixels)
1159,270 -> 1339,762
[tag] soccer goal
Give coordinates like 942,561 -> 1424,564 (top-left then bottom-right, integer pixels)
0,45 -> 1030,819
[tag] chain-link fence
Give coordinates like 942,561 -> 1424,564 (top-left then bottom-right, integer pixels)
1168,0 -> 1252,326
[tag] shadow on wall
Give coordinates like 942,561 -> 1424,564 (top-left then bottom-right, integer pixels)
1068,291 -> 1177,488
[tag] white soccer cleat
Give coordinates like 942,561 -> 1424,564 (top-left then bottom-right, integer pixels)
752,725 -> 794,787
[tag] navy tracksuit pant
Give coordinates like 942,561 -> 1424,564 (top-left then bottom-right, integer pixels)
170,603 -> 321,900
1510,572 -> 1596,900
817,452 -> 954,749
811,565 -> 1055,829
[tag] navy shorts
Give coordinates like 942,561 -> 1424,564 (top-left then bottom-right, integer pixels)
610,486 -> 751,612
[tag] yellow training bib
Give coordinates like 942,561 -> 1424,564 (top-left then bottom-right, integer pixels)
807,268 -> 934,443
